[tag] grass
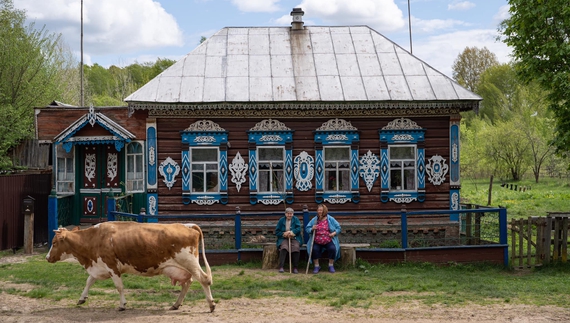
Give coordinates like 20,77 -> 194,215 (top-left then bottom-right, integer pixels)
3,254 -> 570,309
461,177 -> 570,219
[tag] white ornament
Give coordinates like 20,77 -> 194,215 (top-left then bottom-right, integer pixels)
426,155 -> 449,186
159,157 -> 180,190
294,151 -> 314,191
359,150 -> 379,192
230,152 -> 248,192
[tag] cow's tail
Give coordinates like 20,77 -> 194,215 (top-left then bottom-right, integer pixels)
197,225 -> 212,284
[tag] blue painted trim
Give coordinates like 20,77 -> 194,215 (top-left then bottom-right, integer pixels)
450,124 -> 460,184
147,126 -> 157,187
47,194 -> 58,247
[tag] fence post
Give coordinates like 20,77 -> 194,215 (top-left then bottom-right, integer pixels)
401,207 -> 408,249
303,204 -> 309,244
138,208 -> 146,223
499,207 -> 508,267
47,189 -> 58,247
107,196 -> 116,221
235,206 -> 242,252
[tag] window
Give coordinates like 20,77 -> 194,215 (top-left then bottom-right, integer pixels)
314,119 -> 360,204
324,147 -> 350,192
191,148 -> 219,192
126,142 -> 144,192
248,119 -> 293,205
258,147 -> 284,193
389,146 -> 416,191
379,118 -> 426,203
181,120 -> 228,205
56,144 -> 74,193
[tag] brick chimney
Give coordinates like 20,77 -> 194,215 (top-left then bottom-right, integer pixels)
290,8 -> 304,30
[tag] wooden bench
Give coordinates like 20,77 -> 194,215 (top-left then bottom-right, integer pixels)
252,242 -> 370,269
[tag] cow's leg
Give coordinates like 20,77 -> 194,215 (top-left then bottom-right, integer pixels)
199,280 -> 215,313
78,275 -> 97,305
170,279 -> 192,310
178,258 -> 215,312
110,274 -> 127,311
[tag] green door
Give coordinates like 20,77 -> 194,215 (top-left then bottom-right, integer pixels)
78,145 -> 122,223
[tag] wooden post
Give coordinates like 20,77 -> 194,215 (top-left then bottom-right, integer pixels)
487,175 -> 493,206
23,196 -> 35,254
261,244 -> 278,269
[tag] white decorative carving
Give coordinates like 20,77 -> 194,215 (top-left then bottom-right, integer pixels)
324,195 -> 351,204
193,196 -> 219,205
148,196 -> 157,215
259,198 -> 284,205
194,136 -> 216,143
149,146 -> 156,166
159,157 -> 180,190
451,192 -> 459,210
390,194 -> 417,203
426,155 -> 449,186
259,135 -> 283,142
230,152 -> 248,192
317,118 -> 357,131
85,154 -> 96,183
359,150 -> 379,192
452,143 -> 458,163
382,118 -> 422,130
250,119 -> 291,131
88,105 -> 97,127
392,134 -> 414,141
294,151 -> 314,191
107,153 -> 118,182
185,120 -> 226,132
326,134 -> 348,141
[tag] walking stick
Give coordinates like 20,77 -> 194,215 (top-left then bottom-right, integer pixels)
305,230 -> 316,274
288,237 -> 292,273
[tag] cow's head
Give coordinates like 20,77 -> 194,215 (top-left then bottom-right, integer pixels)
46,227 -> 78,263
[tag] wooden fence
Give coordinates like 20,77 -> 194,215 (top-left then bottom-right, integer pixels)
510,213 -> 570,269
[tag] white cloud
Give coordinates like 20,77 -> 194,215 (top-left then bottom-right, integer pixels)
231,0 -> 281,13
14,0 -> 183,56
494,5 -> 510,23
412,17 -> 468,33
298,0 -> 405,32
448,1 -> 476,11
413,29 -> 512,78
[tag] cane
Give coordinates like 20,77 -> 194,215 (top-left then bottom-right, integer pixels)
305,229 -> 316,274
288,237 -> 292,273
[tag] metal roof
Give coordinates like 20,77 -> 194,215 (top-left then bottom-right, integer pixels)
125,26 -> 481,107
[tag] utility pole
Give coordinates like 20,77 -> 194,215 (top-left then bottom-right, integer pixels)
408,0 -> 412,54
80,0 -> 84,107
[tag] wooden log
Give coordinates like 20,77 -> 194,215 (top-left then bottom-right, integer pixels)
339,244 -> 370,267
261,244 -> 279,269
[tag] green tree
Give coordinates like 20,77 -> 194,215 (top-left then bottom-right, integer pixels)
0,0 -> 78,169
452,46 -> 499,92
476,64 -> 519,123
499,0 -> 570,158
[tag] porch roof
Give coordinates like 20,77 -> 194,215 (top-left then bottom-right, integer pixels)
125,25 -> 481,111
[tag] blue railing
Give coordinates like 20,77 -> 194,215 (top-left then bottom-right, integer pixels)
107,198 -> 508,266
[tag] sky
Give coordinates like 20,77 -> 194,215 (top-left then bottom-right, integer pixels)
13,0 -> 511,78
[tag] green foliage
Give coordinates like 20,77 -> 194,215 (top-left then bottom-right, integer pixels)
500,0 -> 570,157
451,46 -> 499,92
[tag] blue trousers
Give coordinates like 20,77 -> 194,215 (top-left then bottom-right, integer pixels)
311,241 -> 336,261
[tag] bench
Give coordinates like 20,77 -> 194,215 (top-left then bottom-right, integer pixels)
250,242 -> 370,269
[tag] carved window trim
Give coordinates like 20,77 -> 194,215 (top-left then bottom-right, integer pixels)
126,141 -> 145,193
314,118 -> 360,205
55,144 -> 75,194
379,118 -> 426,204
247,119 -> 294,206
181,120 -> 228,205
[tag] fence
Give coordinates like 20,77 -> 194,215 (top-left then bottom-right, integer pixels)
0,173 -> 52,250
510,213 -> 570,269
106,200 -> 509,266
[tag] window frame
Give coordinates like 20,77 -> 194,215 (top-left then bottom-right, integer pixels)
181,120 -> 228,205
55,144 -> 75,194
247,119 -> 294,206
125,141 -> 145,193
314,119 -> 360,205
379,118 -> 426,204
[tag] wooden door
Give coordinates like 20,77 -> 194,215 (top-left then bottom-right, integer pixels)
78,145 -> 122,223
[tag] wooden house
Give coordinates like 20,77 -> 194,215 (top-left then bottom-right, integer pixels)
35,9 -> 481,227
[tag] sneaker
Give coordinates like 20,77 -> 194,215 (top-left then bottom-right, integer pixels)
278,268 -> 284,273
293,268 -> 298,274
312,266 -> 321,274
328,266 -> 335,273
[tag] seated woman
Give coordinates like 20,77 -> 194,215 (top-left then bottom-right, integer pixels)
306,204 -> 341,273
275,207 -> 302,273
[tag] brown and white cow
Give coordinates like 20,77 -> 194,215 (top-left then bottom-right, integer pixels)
46,222 -> 215,312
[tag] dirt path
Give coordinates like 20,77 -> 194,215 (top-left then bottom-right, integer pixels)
2,291 -> 570,323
